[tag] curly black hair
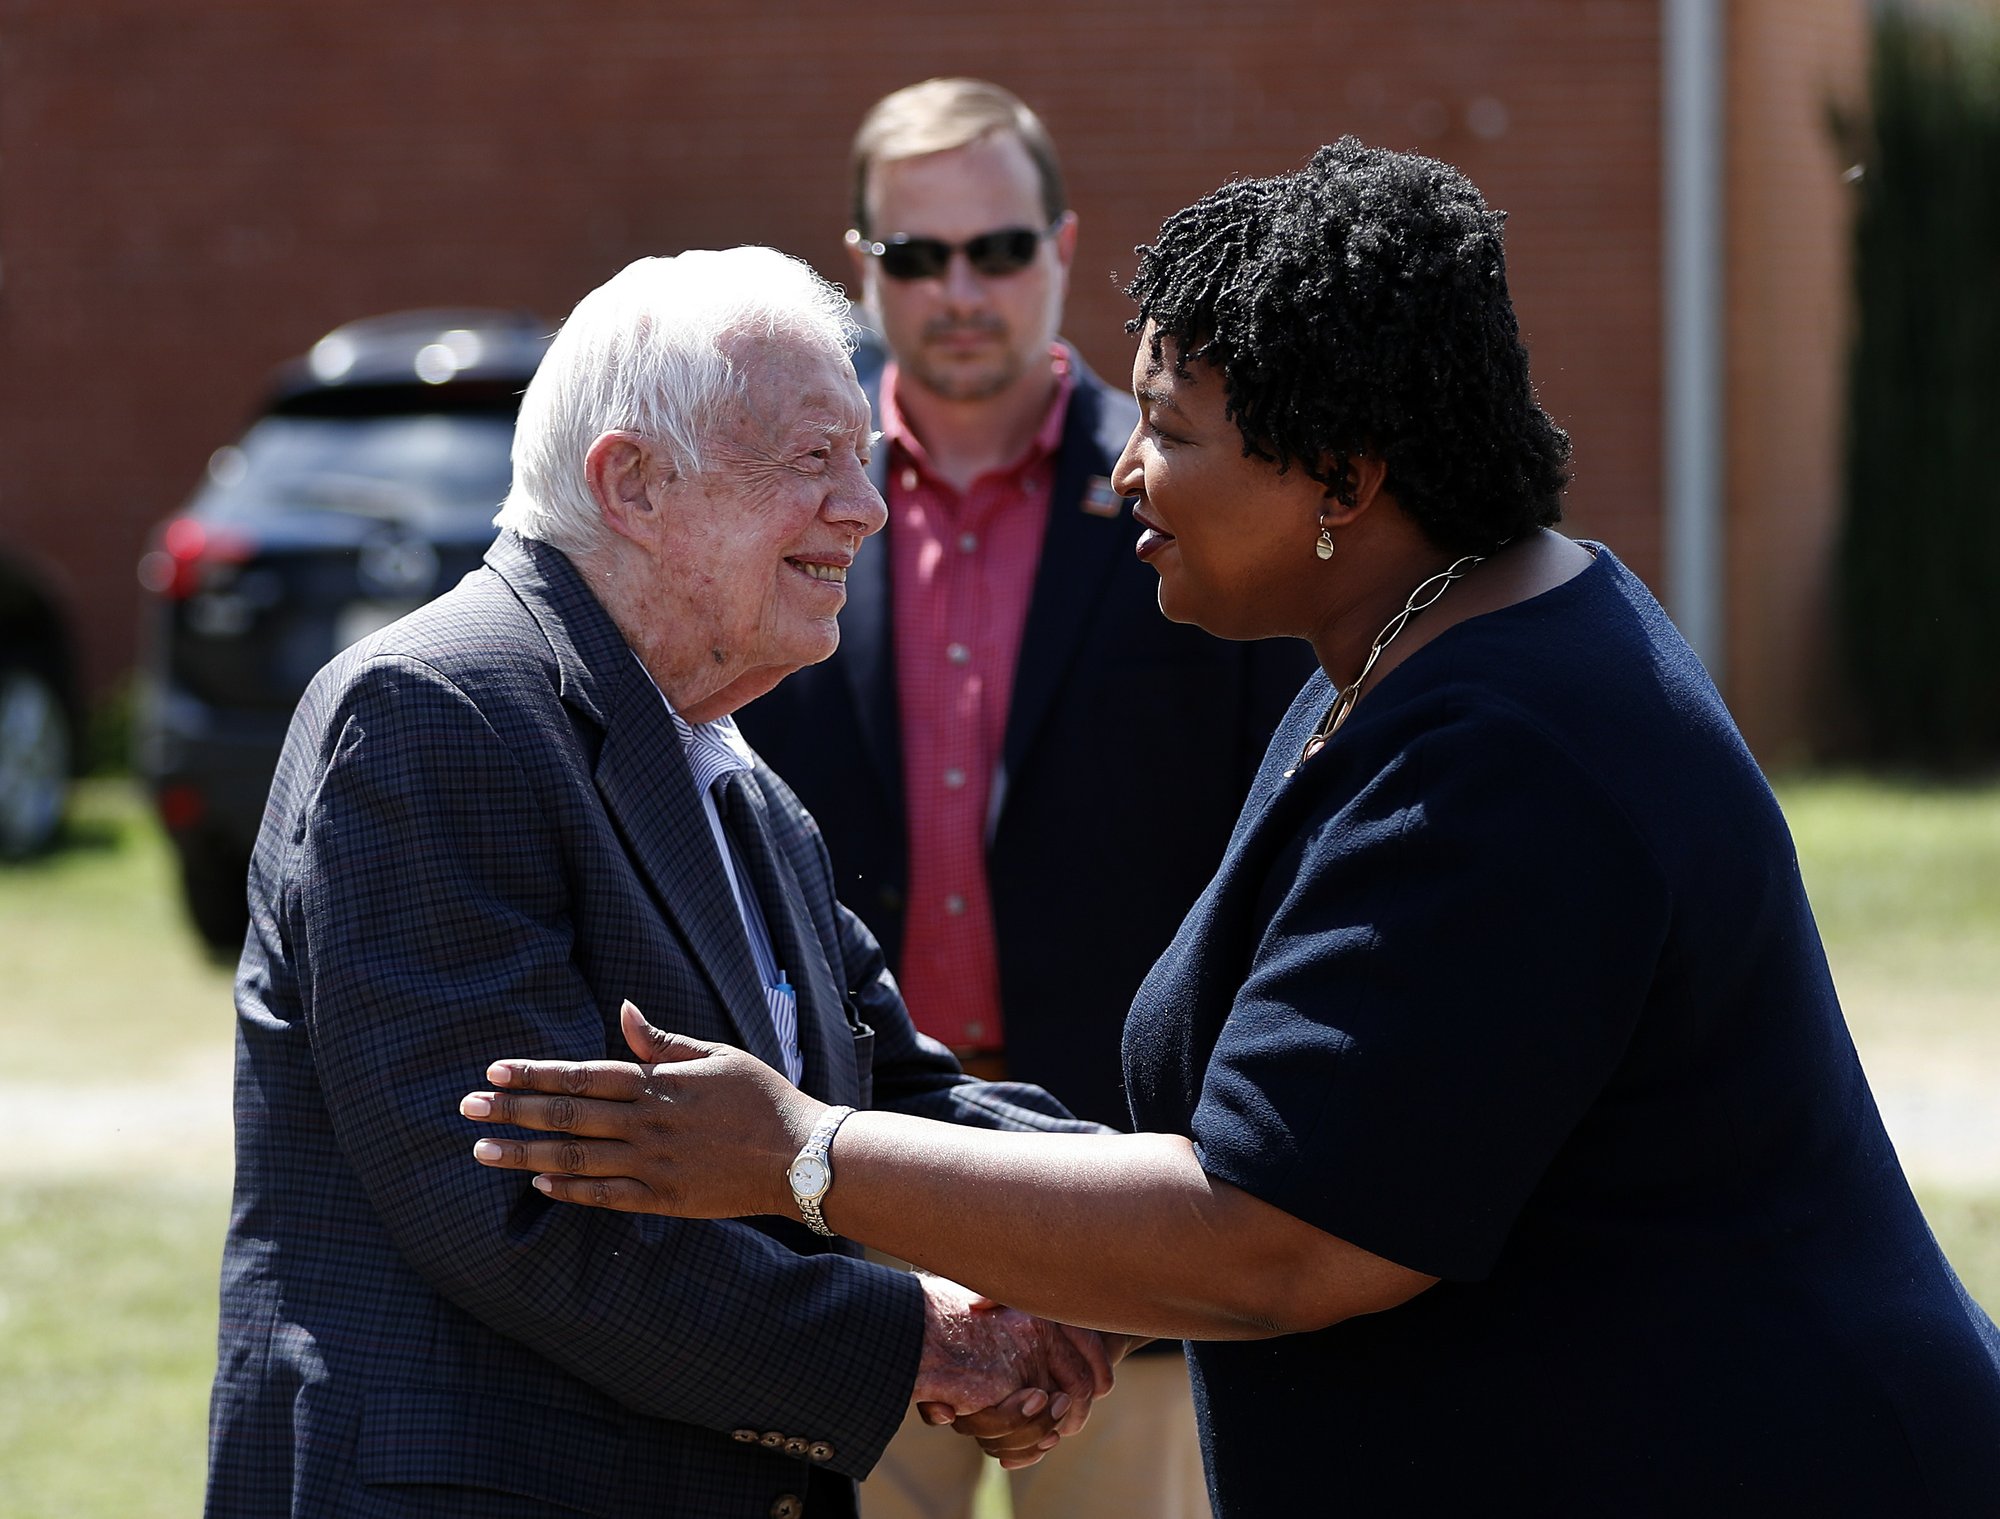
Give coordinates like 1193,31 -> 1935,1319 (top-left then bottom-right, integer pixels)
1126,138 -> 1571,556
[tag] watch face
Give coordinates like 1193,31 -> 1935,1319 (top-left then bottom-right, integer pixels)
789,1155 -> 830,1199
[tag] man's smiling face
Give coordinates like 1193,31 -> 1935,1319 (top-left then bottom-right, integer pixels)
645,331 -> 886,696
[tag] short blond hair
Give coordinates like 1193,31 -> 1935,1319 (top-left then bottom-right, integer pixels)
849,77 -> 1066,235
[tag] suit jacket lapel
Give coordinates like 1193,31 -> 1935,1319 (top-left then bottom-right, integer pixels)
738,773 -> 855,1102
1002,373 -> 1132,784
488,533 -> 788,1073
593,679 -> 789,1073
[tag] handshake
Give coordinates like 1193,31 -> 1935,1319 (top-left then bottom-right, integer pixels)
911,1275 -> 1131,1468
461,1001 -> 1142,1470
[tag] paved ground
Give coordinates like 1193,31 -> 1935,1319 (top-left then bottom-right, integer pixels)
1864,1056 -> 2000,1190
19,1046 -> 235,1181
16,1041 -> 2000,1189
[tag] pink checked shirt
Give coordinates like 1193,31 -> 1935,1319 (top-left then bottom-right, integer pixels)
883,351 -> 1074,1056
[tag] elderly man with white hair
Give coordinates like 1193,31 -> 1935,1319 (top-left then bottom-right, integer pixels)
204,249 -> 1116,1519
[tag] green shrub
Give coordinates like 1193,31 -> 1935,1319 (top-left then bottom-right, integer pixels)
1837,6 -> 2000,768
84,674 -> 136,778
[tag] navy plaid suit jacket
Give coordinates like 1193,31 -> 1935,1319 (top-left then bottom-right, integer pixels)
206,532 -> 1095,1519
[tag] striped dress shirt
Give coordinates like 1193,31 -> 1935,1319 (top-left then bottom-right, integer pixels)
642,662 -> 804,1085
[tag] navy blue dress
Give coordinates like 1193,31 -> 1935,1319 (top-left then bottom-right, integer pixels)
1123,548 -> 2000,1515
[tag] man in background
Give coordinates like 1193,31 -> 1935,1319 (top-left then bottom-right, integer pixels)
739,78 -> 1312,1519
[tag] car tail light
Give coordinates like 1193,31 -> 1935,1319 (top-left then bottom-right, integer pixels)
137,518 -> 257,600
156,782 -> 206,833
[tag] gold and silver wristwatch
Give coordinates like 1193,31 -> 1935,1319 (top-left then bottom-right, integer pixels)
786,1105 -> 856,1237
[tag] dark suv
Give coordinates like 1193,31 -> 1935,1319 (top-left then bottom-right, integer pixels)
136,309 -> 549,952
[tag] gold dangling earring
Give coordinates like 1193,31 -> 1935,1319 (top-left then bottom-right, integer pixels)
1315,521 -> 1335,561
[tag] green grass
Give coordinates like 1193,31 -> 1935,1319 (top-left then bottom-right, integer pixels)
1,784 -> 235,1516
1778,775 -> 2000,946
0,781 -> 236,1077
1776,775 -> 2000,1303
1775,774 -> 2000,1055
0,1182 -> 229,1519
974,1463 -> 1012,1519
1916,1191 -> 2000,1312
0,777 -> 1993,1519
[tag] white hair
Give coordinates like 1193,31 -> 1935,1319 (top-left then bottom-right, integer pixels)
495,248 -> 859,555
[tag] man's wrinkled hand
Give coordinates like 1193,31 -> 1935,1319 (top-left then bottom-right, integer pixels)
911,1279 -> 1118,1466
944,1326 -> 1145,1466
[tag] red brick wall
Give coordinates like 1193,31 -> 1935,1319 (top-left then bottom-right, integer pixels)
0,0 -> 1663,700
1723,0 -> 1866,762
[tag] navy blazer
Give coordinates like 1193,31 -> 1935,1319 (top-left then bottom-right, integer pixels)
207,532 -> 1095,1519
739,353 -> 1314,1127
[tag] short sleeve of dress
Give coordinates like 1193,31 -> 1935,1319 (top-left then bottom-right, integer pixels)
1189,694 -> 1672,1282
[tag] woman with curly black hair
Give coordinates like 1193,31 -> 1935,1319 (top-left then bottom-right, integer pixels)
466,141 -> 2000,1514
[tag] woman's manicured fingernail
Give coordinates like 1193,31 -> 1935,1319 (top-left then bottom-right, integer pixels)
1049,1393 -> 1070,1420
460,1094 -> 492,1118
472,1140 -> 502,1161
532,1175 -> 554,1194
487,1063 -> 515,1085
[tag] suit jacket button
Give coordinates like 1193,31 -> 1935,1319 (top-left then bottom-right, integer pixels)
731,1428 -> 759,1444
760,1430 -> 786,1448
808,1442 -> 835,1463
783,1436 -> 808,1457
770,1496 -> 804,1519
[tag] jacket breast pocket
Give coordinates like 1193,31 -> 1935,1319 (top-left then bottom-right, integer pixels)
354,1385 -> 624,1516
847,1002 -> 876,1111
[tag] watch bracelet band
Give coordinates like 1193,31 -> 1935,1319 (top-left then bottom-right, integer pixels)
792,1105 -> 856,1237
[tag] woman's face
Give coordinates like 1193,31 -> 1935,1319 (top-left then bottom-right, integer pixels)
1112,332 -> 1331,640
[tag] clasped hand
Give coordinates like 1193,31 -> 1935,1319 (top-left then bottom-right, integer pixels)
459,1000 -> 1117,1466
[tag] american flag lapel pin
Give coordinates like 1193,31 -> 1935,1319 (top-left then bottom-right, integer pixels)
1080,475 -> 1125,518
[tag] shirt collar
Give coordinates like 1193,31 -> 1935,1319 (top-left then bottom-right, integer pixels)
631,652 -> 757,788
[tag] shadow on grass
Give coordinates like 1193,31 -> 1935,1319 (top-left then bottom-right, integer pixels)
57,814 -> 133,853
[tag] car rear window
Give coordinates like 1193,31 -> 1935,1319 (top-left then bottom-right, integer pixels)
201,414 -> 517,526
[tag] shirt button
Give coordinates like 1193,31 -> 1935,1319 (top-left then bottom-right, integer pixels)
958,531 -> 979,553
966,1020 -> 985,1040
944,894 -> 966,916
942,767 -> 965,789
946,642 -> 971,665
900,467 -> 919,492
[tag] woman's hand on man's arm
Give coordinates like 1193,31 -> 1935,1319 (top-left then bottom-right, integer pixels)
462,1001 -> 1438,1343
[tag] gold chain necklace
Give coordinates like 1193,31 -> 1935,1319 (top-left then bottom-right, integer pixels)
1284,553 -> 1485,777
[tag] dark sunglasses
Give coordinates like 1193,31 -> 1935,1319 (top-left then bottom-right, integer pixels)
845,220 -> 1061,282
